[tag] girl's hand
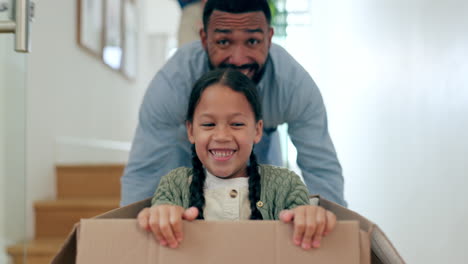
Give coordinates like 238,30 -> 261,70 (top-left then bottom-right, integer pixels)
137,205 -> 199,248
279,205 -> 337,250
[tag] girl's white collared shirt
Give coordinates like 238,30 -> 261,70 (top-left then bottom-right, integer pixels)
203,170 -> 251,220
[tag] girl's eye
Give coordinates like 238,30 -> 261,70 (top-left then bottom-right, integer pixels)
201,123 -> 215,127
231,123 -> 245,127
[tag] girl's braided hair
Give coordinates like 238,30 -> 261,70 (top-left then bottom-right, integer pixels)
186,68 -> 263,220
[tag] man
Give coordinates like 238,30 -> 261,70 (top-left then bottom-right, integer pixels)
121,0 -> 346,206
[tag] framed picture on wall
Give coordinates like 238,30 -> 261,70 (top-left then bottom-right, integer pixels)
77,0 -> 104,56
77,0 -> 138,80
103,0 -> 123,70
122,0 -> 138,79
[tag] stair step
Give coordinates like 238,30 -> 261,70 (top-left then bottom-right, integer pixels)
34,199 -> 119,239
7,238 -> 65,264
56,164 -> 124,199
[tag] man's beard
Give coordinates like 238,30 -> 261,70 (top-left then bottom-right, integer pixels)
208,60 -> 265,84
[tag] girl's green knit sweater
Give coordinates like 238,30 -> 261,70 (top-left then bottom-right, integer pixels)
151,164 -> 310,220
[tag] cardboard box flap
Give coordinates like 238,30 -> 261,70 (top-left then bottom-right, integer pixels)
76,219 -> 363,264
95,197 -> 152,219
371,225 -> 405,264
51,198 -> 152,264
318,196 -> 373,232
318,197 -> 405,264
360,230 -> 371,264
77,219 -> 157,263
52,197 -> 404,264
51,223 -> 79,264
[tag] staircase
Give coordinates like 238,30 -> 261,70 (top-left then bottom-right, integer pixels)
6,164 -> 124,264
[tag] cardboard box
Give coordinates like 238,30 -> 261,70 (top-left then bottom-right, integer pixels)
51,197 -> 405,264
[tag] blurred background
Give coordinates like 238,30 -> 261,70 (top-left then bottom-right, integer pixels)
1,0 -> 467,263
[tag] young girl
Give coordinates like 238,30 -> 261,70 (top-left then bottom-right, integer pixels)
138,68 -> 337,250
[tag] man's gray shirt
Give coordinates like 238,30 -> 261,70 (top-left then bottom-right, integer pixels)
121,41 -> 346,206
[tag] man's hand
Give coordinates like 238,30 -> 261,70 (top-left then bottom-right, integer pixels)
279,205 -> 337,250
137,205 -> 199,248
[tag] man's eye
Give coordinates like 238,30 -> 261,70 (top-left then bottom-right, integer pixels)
217,39 -> 229,46
247,39 -> 260,45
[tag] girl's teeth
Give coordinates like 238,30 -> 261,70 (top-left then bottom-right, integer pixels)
212,151 -> 233,157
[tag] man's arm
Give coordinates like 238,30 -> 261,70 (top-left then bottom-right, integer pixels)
120,73 -> 190,206
287,75 -> 347,207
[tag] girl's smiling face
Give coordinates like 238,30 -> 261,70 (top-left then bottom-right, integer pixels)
186,83 -> 263,179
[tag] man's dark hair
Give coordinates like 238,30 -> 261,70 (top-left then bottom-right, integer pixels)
202,0 -> 272,31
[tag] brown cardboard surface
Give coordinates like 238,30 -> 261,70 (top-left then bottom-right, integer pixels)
76,219 -> 362,264
318,198 -> 405,264
52,197 -> 405,264
360,230 -> 371,264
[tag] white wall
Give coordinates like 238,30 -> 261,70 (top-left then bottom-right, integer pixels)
23,0 -> 150,238
0,33 -> 28,262
285,0 -> 468,263
0,34 -> 7,264
145,0 -> 180,76
146,0 -> 180,35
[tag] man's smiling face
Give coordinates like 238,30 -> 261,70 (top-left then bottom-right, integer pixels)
201,10 -> 274,82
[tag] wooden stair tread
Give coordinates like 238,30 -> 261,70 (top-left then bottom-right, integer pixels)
35,199 -> 120,209
7,238 -> 66,255
56,164 -> 124,199
7,164 -> 126,263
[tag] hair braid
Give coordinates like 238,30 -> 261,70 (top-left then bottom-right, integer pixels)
247,151 -> 263,220
189,145 -> 206,219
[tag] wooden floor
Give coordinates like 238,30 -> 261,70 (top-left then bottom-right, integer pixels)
6,164 -> 124,264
